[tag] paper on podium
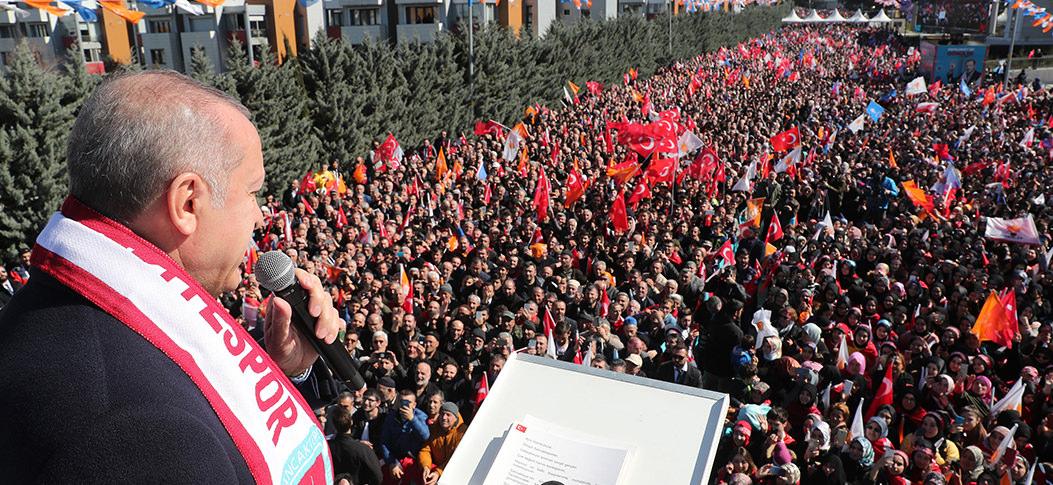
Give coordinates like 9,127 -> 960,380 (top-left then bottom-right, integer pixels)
482,415 -> 635,485
440,353 -> 729,485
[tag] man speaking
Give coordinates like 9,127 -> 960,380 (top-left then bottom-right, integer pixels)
0,71 -> 344,483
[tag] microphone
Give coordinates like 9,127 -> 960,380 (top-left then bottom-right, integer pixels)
254,251 -> 366,391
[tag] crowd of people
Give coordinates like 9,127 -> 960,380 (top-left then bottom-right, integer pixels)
7,22 -> 1053,485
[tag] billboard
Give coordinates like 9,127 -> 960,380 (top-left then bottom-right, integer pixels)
915,0 -> 990,33
919,42 -> 987,84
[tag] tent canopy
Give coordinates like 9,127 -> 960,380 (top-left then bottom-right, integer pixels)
870,9 -> 893,22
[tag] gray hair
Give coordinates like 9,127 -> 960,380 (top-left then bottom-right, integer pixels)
67,70 -> 251,222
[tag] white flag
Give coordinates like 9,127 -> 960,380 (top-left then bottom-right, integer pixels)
989,423 -> 1018,465
990,379 -> 1025,415
916,102 -> 940,113
677,130 -> 704,157
958,125 -> 976,146
502,126 -> 523,162
821,383 -> 832,409
905,76 -> 927,96
847,114 -> 866,134
1021,127 -> 1035,148
1032,194 -> 1045,205
731,173 -> 751,192
813,212 -> 834,240
174,0 -> 204,15
836,334 -> 850,369
775,146 -> 801,173
848,398 -> 865,441
985,214 -> 1042,245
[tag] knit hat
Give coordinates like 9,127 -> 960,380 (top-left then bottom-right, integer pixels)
440,401 -> 459,417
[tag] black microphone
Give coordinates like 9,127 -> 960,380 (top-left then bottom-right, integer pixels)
254,251 -> 366,391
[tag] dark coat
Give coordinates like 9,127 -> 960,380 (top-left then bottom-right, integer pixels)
0,270 -> 253,482
655,361 -> 703,388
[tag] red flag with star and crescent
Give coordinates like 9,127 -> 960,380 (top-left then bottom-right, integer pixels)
865,363 -> 894,419
770,126 -> 801,152
715,239 -> 735,267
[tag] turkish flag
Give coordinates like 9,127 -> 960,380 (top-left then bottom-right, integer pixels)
533,167 -> 550,222
610,191 -> 629,233
564,168 -> 588,208
765,214 -> 783,243
645,157 -> 676,184
1000,290 -> 1018,336
628,179 -> 652,208
715,239 -> 734,267
474,120 -> 504,137
865,363 -> 894,419
770,126 -> 801,152
475,372 -> 489,408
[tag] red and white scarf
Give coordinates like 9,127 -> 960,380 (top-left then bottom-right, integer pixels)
32,198 -> 332,485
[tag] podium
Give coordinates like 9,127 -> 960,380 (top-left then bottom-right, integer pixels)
440,353 -> 730,485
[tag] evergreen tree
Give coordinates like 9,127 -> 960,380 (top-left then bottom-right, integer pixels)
0,43 -> 75,259
61,41 -> 99,114
299,36 -> 364,163
228,40 -> 323,194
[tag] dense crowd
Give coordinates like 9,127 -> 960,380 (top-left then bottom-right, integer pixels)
7,23 -> 1053,485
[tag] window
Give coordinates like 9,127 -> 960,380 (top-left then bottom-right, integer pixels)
23,23 -> 48,38
149,48 -> 165,66
0,25 -> 15,38
405,6 -> 435,24
148,19 -> 171,33
563,8 -> 570,15
226,14 -> 245,31
83,48 -> 101,62
351,8 -> 379,25
189,18 -> 214,32
326,8 -> 344,26
0,51 -> 10,66
581,7 -> 590,17
249,18 -> 266,37
251,44 -> 265,62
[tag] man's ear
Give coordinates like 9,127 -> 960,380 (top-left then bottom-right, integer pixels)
167,172 -> 208,236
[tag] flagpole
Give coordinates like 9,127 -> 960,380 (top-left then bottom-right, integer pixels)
667,0 -> 673,57
468,0 -> 475,118
1005,5 -> 1020,89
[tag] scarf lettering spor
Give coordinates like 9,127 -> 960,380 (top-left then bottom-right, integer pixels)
32,198 -> 332,485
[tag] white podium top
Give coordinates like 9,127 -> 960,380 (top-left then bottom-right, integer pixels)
440,353 -> 730,485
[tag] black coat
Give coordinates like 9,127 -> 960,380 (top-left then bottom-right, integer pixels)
654,361 -> 703,388
0,270 -> 253,482
328,435 -> 383,485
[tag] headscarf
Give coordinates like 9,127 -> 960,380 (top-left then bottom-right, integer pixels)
736,404 -> 771,433
848,351 -> 867,376
802,323 -> 822,344
973,375 -> 993,405
868,416 -> 888,438
852,436 -> 875,467
812,421 -> 832,451
961,446 -> 984,480
821,454 -> 847,484
762,335 -> 783,361
733,420 -> 752,447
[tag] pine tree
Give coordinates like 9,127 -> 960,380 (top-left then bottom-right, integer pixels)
228,40 -> 323,194
299,36 -> 364,163
61,40 -> 99,115
0,43 -> 75,259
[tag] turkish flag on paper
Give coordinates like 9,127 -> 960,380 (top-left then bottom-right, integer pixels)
769,126 -> 801,152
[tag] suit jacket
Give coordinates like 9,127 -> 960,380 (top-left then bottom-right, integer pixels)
655,361 -> 703,388
0,279 -> 21,308
0,269 -> 253,483
328,435 -> 382,485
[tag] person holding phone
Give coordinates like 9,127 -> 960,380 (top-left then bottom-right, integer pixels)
376,389 -> 430,483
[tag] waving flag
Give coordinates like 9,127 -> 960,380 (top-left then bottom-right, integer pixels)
60,0 -> 96,20
610,190 -> 629,233
769,126 -> 801,152
865,101 -> 885,122
915,102 -> 940,113
374,133 -> 404,166
475,162 -> 487,181
906,76 -> 927,96
24,0 -> 69,15
1021,127 -> 1035,148
607,160 -> 640,185
474,120 -> 504,137
847,114 -> 866,133
564,167 -> 587,208
991,378 -> 1026,415
715,239 -> 735,268
959,77 -> 973,97
774,146 -> 801,174
399,264 -> 413,313
985,215 -> 1041,245
765,214 -> 783,242
677,130 -> 704,157
645,157 -> 676,185
502,123 -> 526,162
971,291 -> 1016,348
533,166 -> 550,222
628,179 -> 652,208
865,363 -> 895,419
901,180 -> 935,213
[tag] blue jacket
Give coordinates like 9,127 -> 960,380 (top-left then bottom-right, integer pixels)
377,407 -> 430,463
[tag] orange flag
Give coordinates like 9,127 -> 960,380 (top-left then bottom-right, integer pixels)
194,0 -> 224,6
972,291 -> 1016,348
99,0 -> 145,22
901,180 -> 935,213
888,151 -> 898,168
435,148 -> 448,181
606,160 -> 640,185
23,0 -> 68,15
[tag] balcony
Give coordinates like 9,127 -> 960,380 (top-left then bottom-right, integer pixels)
324,0 -> 383,6
396,22 -> 441,42
340,24 -> 385,44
